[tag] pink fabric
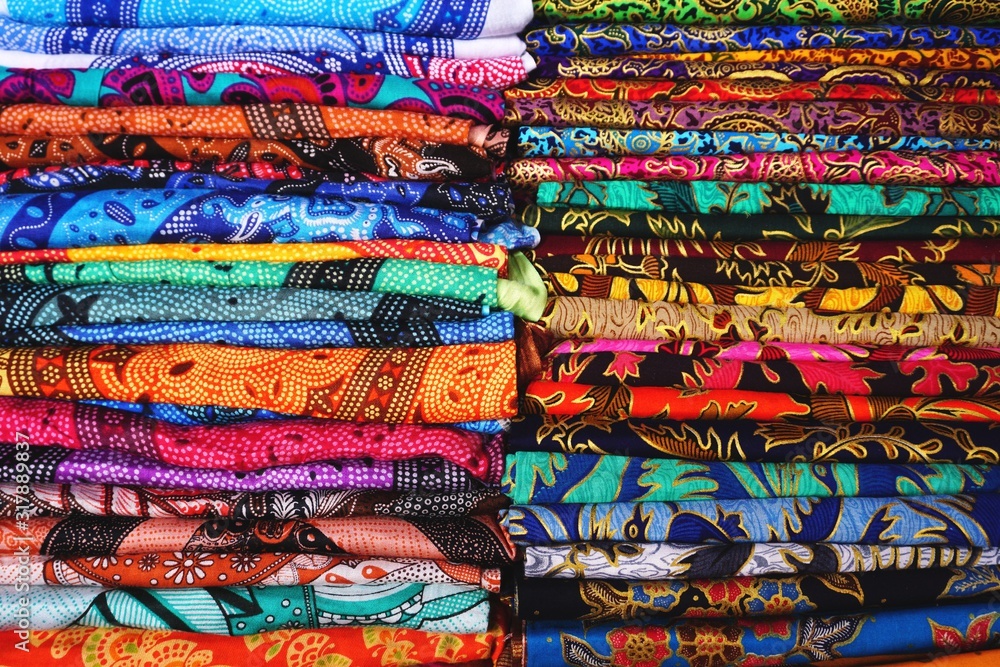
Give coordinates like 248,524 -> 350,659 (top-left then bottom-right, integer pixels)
507,150 -> 1000,186
0,397 -> 494,478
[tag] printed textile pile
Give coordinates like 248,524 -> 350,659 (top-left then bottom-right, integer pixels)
0,0 -> 540,665
502,0 -> 1000,665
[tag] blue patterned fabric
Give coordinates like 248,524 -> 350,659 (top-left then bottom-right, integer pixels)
526,23 -> 1000,56
502,496 -> 1000,548
0,190 -> 489,250
0,165 -> 515,220
0,312 -> 515,348
518,127 -> 999,158
526,603 -> 1000,666
5,0 -> 505,37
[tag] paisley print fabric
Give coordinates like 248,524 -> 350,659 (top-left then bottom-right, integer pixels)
507,151 -> 1000,188
0,623 -> 507,666
0,189 -> 496,250
1,0 -> 532,36
509,415 -> 1000,464
525,603 -> 1000,667
0,135 -> 496,180
503,451 -> 1000,503
0,396 -> 498,475
526,23 -> 1000,57
511,566 -> 1000,621
502,495 -> 1000,547
530,0 -> 1000,25
524,542 -> 1000,580
0,552 -> 501,591
0,67 -> 506,123
0,163 -> 516,220
535,181 -> 1000,216
541,297 -> 1000,347
0,583 -> 492,633
506,99 -> 1000,138
518,127 -> 995,158
0,341 -> 518,423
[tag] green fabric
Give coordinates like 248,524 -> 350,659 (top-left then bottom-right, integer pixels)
498,252 -> 548,321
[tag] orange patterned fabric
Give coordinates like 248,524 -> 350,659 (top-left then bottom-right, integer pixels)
0,342 -> 518,423
0,622 -> 506,666
0,103 -> 480,145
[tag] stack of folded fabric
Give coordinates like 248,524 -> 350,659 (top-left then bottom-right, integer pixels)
0,0 -> 542,664
502,0 -> 1000,665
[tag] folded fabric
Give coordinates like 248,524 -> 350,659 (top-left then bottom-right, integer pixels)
502,495 -> 1000,547
510,78 -> 1000,106
541,351 -> 1000,396
524,542 -> 1000,580
0,583 -> 491,634
878,650 -> 1000,667
524,381 -> 1000,422
534,255 -> 990,287
553,339 -> 1000,361
0,341 -> 518,423
541,297 -> 1000,346
0,103 -> 489,146
530,0 -> 1000,24
511,566 -> 1000,621
504,451 -> 1000,503
0,241 -> 510,270
518,127 -> 994,158
0,483 -> 508,519
0,317 -> 514,348
0,67 -> 506,122
544,276 -> 1000,316
0,553 -> 501,590
0,165 -> 516,220
526,23 -> 1000,57
0,259 -> 501,307
525,603 -> 1000,667
0,135 -> 495,179
509,415 -> 1000,464
0,624 -> 507,666
0,285 -> 488,329
509,151 -> 1000,188
3,515 -> 516,565
536,182 -> 1000,216
0,51 -> 536,88
2,0 -> 534,36
632,46 -> 1000,68
0,445 -> 489,492
507,99 -> 1000,138
0,190 -> 494,249
532,58 -> 1000,88
0,19 -> 526,57
0,396 -> 501,474
524,209 -> 1000,242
